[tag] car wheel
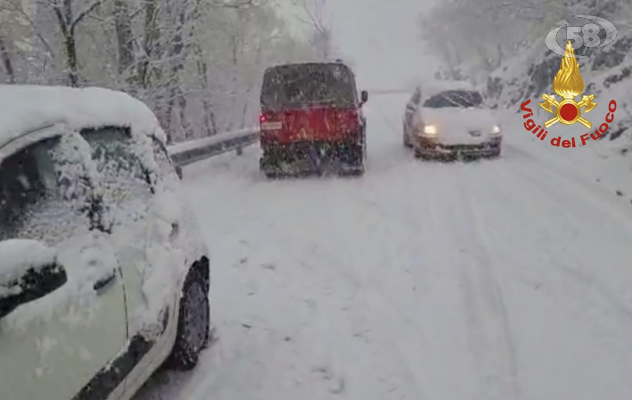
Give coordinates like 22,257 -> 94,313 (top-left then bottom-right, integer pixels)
167,266 -> 210,371
414,148 -> 433,160
403,129 -> 412,148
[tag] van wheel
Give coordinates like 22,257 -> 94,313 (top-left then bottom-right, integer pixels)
352,165 -> 365,176
362,126 -> 367,158
166,266 -> 210,370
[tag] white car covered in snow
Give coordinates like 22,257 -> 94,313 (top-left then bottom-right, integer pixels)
0,85 -> 213,400
403,81 -> 502,160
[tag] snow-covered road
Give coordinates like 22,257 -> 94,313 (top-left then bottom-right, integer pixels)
134,94 -> 632,400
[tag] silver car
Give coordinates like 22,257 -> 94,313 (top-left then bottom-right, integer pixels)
403,82 -> 503,160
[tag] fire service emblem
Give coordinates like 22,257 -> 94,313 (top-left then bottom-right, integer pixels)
539,40 -> 597,128
520,40 -> 618,148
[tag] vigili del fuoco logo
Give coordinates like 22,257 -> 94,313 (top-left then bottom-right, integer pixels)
521,40 -> 617,148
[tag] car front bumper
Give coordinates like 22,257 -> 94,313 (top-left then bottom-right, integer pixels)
415,137 -> 502,159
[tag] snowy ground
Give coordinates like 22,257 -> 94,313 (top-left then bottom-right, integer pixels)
133,94 -> 632,400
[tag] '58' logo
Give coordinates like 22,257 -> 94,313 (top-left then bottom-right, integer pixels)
545,15 -> 617,58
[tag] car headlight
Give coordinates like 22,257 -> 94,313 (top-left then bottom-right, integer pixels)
491,125 -> 502,135
421,125 -> 438,135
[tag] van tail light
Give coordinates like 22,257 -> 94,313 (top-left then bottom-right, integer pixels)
260,113 -> 282,137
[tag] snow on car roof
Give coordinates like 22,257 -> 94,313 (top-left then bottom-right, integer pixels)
419,80 -> 479,99
0,85 -> 165,147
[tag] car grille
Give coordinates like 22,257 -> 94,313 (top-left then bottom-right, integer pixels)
438,143 -> 488,151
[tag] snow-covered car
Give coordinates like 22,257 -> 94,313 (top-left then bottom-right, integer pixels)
403,81 -> 502,160
0,85 -> 213,400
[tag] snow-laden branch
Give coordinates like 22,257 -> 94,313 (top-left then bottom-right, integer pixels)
71,0 -> 104,32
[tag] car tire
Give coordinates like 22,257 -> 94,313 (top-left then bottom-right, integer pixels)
414,148 -> 433,160
403,128 -> 412,148
166,265 -> 210,371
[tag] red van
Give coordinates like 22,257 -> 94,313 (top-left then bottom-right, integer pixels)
259,61 -> 368,177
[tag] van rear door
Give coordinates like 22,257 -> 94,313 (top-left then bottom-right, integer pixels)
260,63 -> 360,143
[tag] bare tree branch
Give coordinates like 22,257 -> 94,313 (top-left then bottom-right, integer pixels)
71,0 -> 104,32
5,0 -> 57,58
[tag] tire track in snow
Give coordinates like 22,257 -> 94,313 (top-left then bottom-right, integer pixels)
449,164 -> 522,400
504,143 -> 632,230
463,165 -> 522,399
293,205 -> 430,400
224,181 -> 432,400
484,158 -> 632,322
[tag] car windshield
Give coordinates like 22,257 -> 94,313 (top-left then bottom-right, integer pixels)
261,63 -> 356,109
422,90 -> 484,108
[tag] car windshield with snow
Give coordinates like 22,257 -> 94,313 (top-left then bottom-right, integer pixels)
422,89 -> 484,108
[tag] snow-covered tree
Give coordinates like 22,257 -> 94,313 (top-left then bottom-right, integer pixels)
290,0 -> 336,61
420,0 -> 630,83
0,0 -> 320,143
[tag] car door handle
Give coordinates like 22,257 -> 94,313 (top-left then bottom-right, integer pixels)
94,270 -> 117,293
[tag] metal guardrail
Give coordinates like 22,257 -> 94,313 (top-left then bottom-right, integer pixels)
167,127 -> 260,171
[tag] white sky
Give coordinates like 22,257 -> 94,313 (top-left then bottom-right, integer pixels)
276,0 -> 441,90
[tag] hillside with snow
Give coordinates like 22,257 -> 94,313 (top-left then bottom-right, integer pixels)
486,20 -> 632,204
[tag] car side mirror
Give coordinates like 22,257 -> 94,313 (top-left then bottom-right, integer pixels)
0,240 -> 67,320
361,90 -> 368,104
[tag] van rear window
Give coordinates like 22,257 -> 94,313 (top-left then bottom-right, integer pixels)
261,63 -> 356,110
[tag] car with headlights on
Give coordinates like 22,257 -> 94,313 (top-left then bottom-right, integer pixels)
402,81 -> 502,160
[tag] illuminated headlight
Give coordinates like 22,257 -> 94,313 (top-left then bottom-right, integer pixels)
421,125 -> 438,135
491,125 -> 502,135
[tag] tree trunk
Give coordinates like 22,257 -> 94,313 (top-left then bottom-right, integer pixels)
162,0 -> 189,138
52,0 -> 102,87
65,34 -> 79,86
113,0 -> 134,76
194,47 -> 216,136
189,0 -> 216,137
178,95 -> 192,139
0,34 -> 15,83
138,0 -> 160,88
51,0 -> 78,86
